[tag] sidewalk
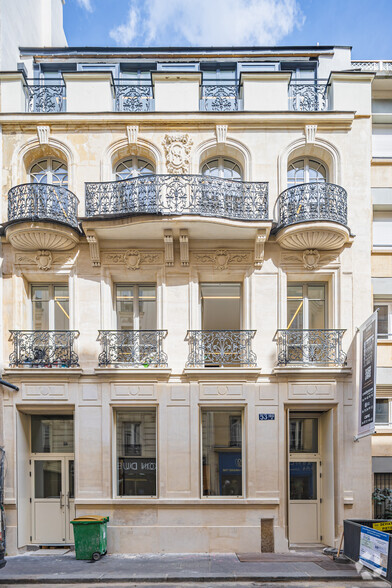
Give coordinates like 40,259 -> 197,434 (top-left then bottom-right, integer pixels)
0,550 -> 388,584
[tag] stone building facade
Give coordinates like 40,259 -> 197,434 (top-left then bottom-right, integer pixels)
0,30 -> 386,553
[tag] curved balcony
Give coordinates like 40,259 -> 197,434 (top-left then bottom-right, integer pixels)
275,182 -> 351,250
6,183 -> 80,250
85,174 -> 268,222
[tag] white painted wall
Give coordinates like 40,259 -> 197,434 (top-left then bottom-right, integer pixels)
0,0 -> 67,70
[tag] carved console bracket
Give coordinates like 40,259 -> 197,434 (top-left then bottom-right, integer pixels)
37,126 -> 50,144
127,125 -> 139,144
305,124 -> 317,144
179,229 -> 189,266
254,229 -> 267,269
216,124 -> 228,143
164,230 -> 174,266
86,229 -> 101,267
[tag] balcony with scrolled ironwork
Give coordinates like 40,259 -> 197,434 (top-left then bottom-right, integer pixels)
113,81 -> 154,112
275,329 -> 347,368
98,330 -> 168,367
9,330 -> 79,368
26,81 -> 66,113
275,182 -> 351,250
185,330 -> 257,368
200,84 -> 240,111
6,183 -> 80,250
85,174 -> 268,221
288,80 -> 329,111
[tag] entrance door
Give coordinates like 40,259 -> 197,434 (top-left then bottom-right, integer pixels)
32,456 -> 74,544
288,414 -> 321,544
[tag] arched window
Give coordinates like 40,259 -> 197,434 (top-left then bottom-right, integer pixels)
115,157 -> 154,180
30,158 -> 68,187
202,157 -> 242,180
287,158 -> 327,187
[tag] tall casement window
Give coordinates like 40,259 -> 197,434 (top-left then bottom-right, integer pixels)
374,301 -> 392,340
287,283 -> 326,330
32,284 -> 69,330
30,158 -> 68,187
202,409 -> 243,497
201,157 -> 242,180
287,158 -> 327,187
115,157 -> 154,180
115,285 -> 157,330
116,409 -> 157,497
201,283 -> 241,330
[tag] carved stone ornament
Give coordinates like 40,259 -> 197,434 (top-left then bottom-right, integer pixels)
302,249 -> 320,270
37,125 -> 50,145
281,249 -> 340,270
124,249 -> 141,270
162,133 -> 193,174
101,249 -> 163,268
305,124 -> 317,144
192,249 -> 251,270
216,124 -> 228,143
127,125 -> 139,144
15,250 -> 75,270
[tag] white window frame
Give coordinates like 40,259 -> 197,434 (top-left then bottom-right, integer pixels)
31,284 -> 69,330
375,398 -> 392,427
287,157 -> 327,186
29,158 -> 68,187
201,157 -> 242,180
114,156 -> 155,180
286,282 -> 328,330
115,283 -> 157,330
374,300 -> 392,340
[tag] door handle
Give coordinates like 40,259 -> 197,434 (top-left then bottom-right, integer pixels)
59,492 -> 64,508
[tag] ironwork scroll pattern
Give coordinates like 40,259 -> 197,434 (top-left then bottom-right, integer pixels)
8,183 -> 79,228
289,83 -> 328,111
98,330 -> 168,367
27,85 -> 65,113
186,330 -> 257,367
85,174 -> 268,221
114,84 -> 154,112
201,85 -> 239,111
277,182 -> 347,228
9,330 -> 79,367
275,329 -> 346,366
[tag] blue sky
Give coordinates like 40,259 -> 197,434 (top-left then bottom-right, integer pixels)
64,0 -> 392,59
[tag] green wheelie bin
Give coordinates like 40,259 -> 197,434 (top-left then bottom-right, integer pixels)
71,516 -> 109,561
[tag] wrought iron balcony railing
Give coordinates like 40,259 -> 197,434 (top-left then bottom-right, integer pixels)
186,330 -> 257,368
288,81 -> 328,111
8,183 -> 79,229
200,84 -> 240,111
9,330 -> 79,368
26,81 -> 66,113
276,182 -> 347,229
85,174 -> 268,221
113,81 -> 154,112
97,330 -> 168,367
275,329 -> 346,366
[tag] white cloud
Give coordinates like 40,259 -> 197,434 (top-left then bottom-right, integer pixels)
76,0 -> 93,13
109,0 -> 304,47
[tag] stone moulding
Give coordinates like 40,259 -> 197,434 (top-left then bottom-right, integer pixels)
101,249 -> 164,269
276,222 -> 351,251
6,222 -> 80,251
191,249 -> 252,270
162,133 -> 193,174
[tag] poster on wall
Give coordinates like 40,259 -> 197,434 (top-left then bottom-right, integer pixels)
359,526 -> 389,577
357,311 -> 378,439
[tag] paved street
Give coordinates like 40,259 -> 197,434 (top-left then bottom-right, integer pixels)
0,552 -> 389,585
0,582 -> 389,588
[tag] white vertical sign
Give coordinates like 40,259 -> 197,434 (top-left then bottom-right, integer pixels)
357,311 -> 378,439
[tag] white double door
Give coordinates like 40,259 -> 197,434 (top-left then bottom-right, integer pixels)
32,456 -> 75,544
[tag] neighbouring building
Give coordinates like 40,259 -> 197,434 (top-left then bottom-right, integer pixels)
0,8 -> 389,553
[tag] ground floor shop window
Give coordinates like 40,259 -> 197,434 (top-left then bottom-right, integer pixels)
373,472 -> 392,518
116,409 -> 157,497
202,409 -> 243,497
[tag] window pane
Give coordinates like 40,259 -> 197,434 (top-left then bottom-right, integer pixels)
54,285 -> 69,330
201,283 -> 241,330
32,286 -> 49,330
290,462 -> 317,500
34,460 -> 62,498
308,285 -> 325,300
139,286 -> 157,330
31,415 -> 74,453
287,286 -> 303,329
308,160 -> 326,183
202,409 -> 242,496
376,399 -> 389,424
116,285 -> 134,329
290,417 -> 318,453
374,305 -> 389,336
117,410 -> 156,496
287,160 -> 305,186
308,300 -> 325,329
